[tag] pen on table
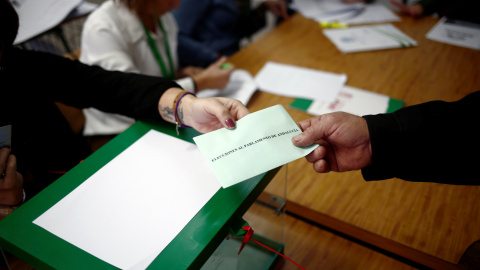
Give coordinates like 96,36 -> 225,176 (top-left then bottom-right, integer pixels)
221,62 -> 233,69
320,21 -> 348,28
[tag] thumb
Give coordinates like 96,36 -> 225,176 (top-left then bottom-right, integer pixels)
292,126 -> 321,147
292,116 -> 329,147
212,56 -> 228,67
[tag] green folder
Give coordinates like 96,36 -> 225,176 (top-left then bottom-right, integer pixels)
290,96 -> 405,114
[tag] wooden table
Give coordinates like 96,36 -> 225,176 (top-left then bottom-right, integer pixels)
229,12 -> 480,269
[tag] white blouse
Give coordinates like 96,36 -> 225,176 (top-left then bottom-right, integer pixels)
80,0 -> 194,135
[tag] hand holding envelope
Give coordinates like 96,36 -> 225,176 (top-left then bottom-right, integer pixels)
194,105 -> 318,188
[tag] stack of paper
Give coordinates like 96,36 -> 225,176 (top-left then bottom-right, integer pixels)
323,24 -> 417,53
426,17 -> 480,50
291,0 -> 400,25
290,85 -> 404,116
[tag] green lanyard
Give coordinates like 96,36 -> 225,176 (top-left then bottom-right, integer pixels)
143,19 -> 175,79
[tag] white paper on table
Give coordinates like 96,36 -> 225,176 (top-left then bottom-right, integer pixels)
33,130 -> 221,269
426,17 -> 480,50
307,85 -> 390,116
12,0 -> 84,44
323,24 -> 417,53
291,0 -> 364,20
196,69 -> 257,106
193,105 -> 318,188
254,62 -> 347,102
342,4 -> 400,25
291,0 -> 399,25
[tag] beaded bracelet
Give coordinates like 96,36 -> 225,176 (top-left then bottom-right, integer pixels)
173,91 -> 196,135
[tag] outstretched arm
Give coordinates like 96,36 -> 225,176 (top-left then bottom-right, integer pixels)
292,112 -> 372,173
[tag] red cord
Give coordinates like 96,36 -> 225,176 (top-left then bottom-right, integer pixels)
249,237 -> 306,270
239,226 -> 306,270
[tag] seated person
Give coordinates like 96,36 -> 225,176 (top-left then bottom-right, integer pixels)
345,0 -> 480,23
80,0 -> 235,136
0,0 -> 248,214
389,0 -> 480,23
172,0 -> 290,68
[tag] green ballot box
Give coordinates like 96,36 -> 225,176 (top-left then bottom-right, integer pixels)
0,120 -> 283,269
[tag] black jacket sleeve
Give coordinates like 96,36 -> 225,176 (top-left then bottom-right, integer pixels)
361,91 -> 480,185
3,48 -> 181,121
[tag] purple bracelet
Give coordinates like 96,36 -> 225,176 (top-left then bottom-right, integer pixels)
173,91 -> 196,134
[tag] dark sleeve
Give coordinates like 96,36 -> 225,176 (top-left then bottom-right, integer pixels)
7,48 -> 181,121
416,0 -> 441,15
361,91 -> 480,185
172,0 -> 217,67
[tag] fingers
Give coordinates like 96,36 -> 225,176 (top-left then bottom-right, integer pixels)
264,1 -> 289,19
211,56 -> 234,70
4,154 -> 21,186
0,147 -> 11,177
390,0 -> 412,15
292,118 -> 323,147
216,98 -> 250,128
0,152 -> 24,206
313,159 -> 331,173
389,0 -> 405,10
304,145 -> 325,162
304,145 -> 332,173
274,2 -> 289,19
201,98 -> 249,130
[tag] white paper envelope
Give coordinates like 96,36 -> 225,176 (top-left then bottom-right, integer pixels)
194,105 -> 318,188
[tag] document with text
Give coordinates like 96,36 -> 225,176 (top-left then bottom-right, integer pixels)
426,17 -> 480,50
194,105 -> 318,188
323,24 -> 417,53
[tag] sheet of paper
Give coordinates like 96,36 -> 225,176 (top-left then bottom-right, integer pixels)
66,1 -> 98,19
254,62 -> 347,102
12,0 -> 84,44
193,105 -> 318,188
291,0 -> 399,25
307,85 -> 390,116
34,130 -> 221,269
196,69 -> 257,106
426,17 -> 480,50
323,24 -> 417,53
342,4 -> 400,25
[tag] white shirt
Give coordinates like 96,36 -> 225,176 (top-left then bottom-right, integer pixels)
80,0 -> 194,135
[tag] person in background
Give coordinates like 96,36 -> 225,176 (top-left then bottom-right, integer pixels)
0,0 -> 249,217
80,0 -> 235,136
291,91 -> 480,185
172,0 -> 290,68
344,0 -> 480,23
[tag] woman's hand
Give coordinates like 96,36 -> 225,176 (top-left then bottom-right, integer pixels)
178,66 -> 203,78
192,56 -> 234,91
158,88 -> 250,133
181,96 -> 250,133
261,1 -> 289,20
0,147 -> 24,206
390,0 -> 424,17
